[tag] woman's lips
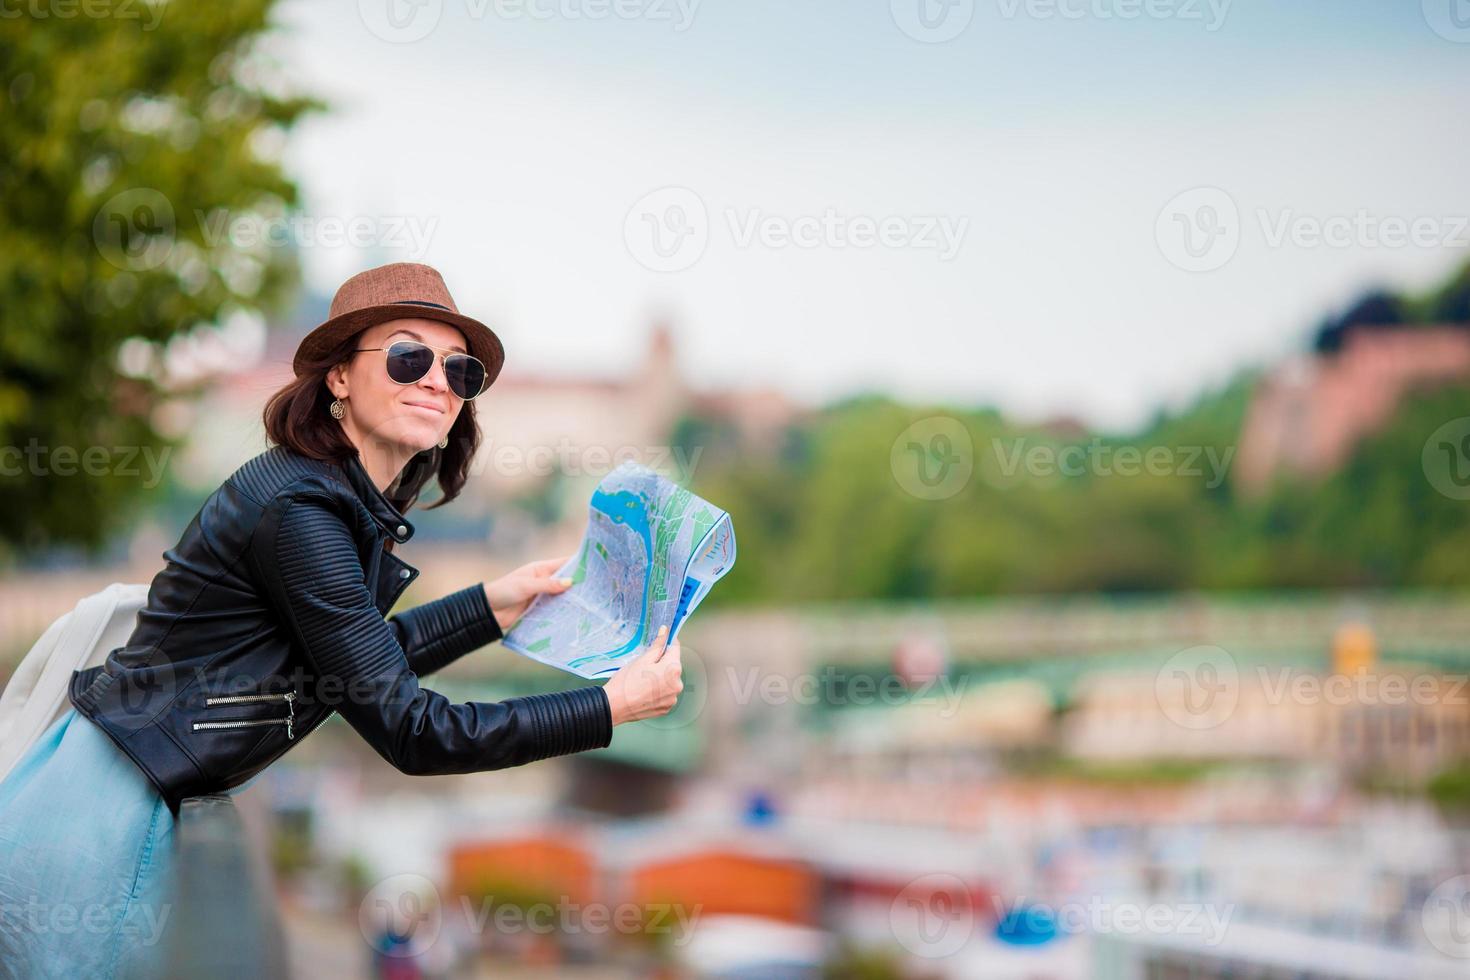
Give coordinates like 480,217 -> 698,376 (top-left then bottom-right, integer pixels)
402,400 -> 446,416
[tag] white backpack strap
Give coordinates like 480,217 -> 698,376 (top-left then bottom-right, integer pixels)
0,583 -> 151,785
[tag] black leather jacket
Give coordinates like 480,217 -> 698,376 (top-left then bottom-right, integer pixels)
68,445 -> 613,815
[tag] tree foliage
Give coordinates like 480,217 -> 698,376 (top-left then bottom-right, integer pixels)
0,3 -> 315,557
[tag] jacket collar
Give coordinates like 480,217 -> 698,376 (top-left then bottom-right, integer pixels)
338,452 -> 415,544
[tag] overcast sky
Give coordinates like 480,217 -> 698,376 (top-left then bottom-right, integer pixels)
267,0 -> 1470,431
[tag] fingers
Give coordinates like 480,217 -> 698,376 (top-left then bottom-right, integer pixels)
532,555 -> 574,576
524,576 -> 572,598
659,641 -> 684,706
643,625 -> 669,662
606,632 -> 684,725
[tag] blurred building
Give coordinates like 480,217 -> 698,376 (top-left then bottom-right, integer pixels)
1089,806 -> 1467,979
472,322 -> 801,497
1064,662 -> 1470,778
1237,325 -> 1470,493
171,313 -> 801,559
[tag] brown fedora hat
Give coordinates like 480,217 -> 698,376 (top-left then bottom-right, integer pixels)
293,262 -> 505,388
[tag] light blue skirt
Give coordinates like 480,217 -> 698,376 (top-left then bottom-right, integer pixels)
0,708 -> 179,979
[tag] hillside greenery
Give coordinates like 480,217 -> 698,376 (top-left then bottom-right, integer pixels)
691,262 -> 1470,604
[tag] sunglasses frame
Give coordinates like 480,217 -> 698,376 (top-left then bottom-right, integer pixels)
354,340 -> 490,400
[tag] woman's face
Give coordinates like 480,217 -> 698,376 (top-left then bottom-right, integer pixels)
326,317 -> 468,456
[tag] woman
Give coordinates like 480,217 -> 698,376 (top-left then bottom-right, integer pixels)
0,262 -> 685,978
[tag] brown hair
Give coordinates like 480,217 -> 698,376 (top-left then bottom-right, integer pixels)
263,331 -> 481,517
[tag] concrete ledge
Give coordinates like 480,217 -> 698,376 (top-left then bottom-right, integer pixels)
164,794 -> 289,979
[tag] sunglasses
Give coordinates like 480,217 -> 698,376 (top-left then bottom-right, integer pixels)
355,340 -> 489,400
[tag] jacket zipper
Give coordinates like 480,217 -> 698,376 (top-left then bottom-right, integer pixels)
204,692 -> 293,705
195,691 -> 296,740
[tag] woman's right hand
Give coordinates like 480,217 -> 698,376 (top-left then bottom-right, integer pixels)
601,625 -> 683,725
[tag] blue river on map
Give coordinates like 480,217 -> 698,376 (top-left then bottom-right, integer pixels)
566,487 -> 654,668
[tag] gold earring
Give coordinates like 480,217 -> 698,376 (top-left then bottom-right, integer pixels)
329,398 -> 346,420
438,435 -> 448,449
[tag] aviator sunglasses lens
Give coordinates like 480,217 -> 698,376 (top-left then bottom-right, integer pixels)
384,341 -> 434,384
445,354 -> 486,399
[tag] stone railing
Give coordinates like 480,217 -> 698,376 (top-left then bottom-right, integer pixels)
163,794 -> 289,978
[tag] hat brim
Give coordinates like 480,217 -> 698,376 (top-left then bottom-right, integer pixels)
292,303 -> 506,390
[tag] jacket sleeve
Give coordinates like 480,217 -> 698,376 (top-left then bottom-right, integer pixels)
254,490 -> 613,775
387,584 -> 503,678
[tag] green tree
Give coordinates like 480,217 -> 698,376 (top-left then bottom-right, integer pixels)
0,4 -> 316,557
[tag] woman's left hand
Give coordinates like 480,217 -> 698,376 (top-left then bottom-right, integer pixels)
483,556 -> 575,631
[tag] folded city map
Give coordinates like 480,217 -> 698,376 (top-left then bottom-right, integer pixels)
503,462 -> 737,680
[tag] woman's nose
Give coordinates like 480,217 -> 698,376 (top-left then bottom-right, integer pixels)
417,356 -> 450,394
